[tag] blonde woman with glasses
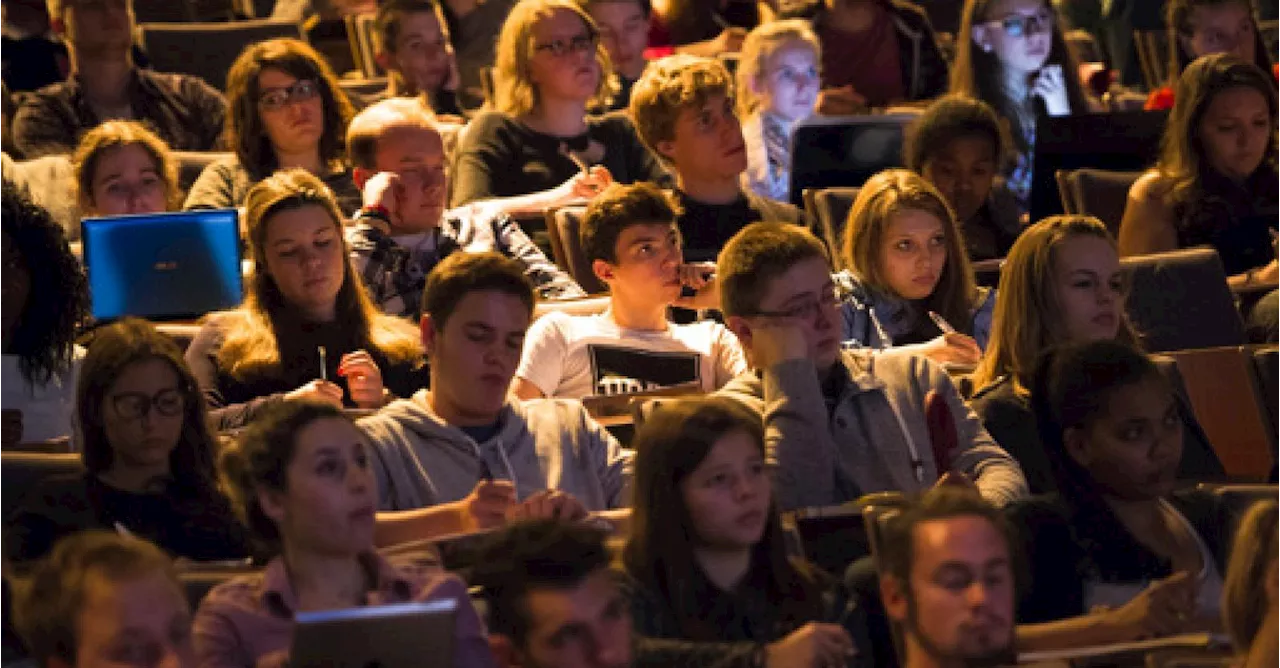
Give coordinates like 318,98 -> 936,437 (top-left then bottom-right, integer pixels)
449,0 -> 669,212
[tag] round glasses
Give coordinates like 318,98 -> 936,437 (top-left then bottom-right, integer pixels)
110,389 -> 185,420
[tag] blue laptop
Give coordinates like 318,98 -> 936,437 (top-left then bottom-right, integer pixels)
82,209 -> 243,322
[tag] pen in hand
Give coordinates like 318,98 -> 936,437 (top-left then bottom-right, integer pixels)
318,346 -> 327,381
927,311 -> 957,335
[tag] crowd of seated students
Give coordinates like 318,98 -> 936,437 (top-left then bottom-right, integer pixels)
970,214 -> 1225,494
3,1 -> 1279,667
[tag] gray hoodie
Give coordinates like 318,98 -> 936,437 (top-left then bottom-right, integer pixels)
357,390 -> 631,512
717,348 -> 1027,511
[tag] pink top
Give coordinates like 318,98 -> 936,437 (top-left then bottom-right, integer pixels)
193,552 -> 495,668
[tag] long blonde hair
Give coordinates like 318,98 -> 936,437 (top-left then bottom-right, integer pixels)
492,0 -> 616,116
735,19 -> 821,119
1222,499 -> 1279,653
214,169 -> 421,380
840,169 -> 978,332
971,215 -> 1140,393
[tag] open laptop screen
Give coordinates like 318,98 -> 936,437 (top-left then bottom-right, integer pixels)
82,209 -> 242,322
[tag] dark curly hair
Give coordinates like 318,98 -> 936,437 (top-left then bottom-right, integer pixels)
1,180 -> 88,386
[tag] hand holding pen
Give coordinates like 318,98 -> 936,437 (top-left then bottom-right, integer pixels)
558,142 -> 613,202
920,311 -> 982,367
284,345 -> 343,407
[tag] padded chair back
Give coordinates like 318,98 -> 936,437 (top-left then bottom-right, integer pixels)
1121,247 -> 1245,353
811,186 -> 860,259
1133,29 -> 1171,91
138,20 -> 304,91
1168,346 -> 1273,479
788,504 -> 872,577
1054,169 -> 1078,215
1064,29 -> 1103,64
544,206 -> 605,294
1061,168 -> 1142,237
134,0 -> 240,23
1248,347 -> 1279,462
1,452 -> 83,523
173,151 -> 233,199
344,13 -> 382,79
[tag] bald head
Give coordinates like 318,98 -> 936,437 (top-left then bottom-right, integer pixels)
347,96 -> 442,171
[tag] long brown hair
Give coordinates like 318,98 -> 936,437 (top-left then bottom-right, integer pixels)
1222,499 -> 1279,653
77,318 -> 219,495
223,38 -> 355,181
840,169 -> 978,333
1155,52 -> 1278,229
71,120 -> 181,213
623,396 -> 825,640
1166,0 -> 1273,81
214,169 -> 421,380
971,215 -> 1140,393
951,0 -> 1089,154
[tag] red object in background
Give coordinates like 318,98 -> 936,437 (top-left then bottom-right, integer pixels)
924,390 -> 958,474
1152,62 -> 1280,110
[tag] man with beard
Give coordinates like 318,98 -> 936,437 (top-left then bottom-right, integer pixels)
879,487 -> 1017,668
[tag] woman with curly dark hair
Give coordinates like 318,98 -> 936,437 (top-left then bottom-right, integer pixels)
1,180 -> 88,447
183,38 -> 361,214
5,318 -> 251,564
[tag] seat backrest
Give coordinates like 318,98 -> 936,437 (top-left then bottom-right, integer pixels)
544,206 -> 605,295
173,151 -> 234,199
138,20 -> 304,91
1168,346 -> 1273,479
1121,247 -> 1245,352
1065,168 -> 1142,237
1054,169 -> 1078,215
1064,29 -> 1103,64
812,187 -> 860,260
1248,346 -> 1279,459
1,452 -> 83,523
1133,29 -> 1171,91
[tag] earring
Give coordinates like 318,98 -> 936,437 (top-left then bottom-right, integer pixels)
982,43 -> 993,53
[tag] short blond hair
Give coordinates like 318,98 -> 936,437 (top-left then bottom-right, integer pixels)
346,96 -> 439,170
493,0 -> 616,116
735,19 -> 821,118
629,54 -> 734,165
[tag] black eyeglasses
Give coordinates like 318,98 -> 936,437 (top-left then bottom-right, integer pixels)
110,389 -> 185,420
258,79 -> 320,112
533,31 -> 599,58
986,11 -> 1054,38
745,285 -> 844,321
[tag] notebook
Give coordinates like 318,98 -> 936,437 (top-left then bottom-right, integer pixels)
787,113 -> 914,207
290,599 -> 458,668
81,209 -> 243,322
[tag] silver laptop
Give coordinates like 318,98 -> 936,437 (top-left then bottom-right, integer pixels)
289,598 -> 457,668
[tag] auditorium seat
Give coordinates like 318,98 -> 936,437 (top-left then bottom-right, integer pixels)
544,206 -> 605,294
1168,346 -> 1274,480
1248,346 -> 1279,470
808,187 -> 860,260
1,452 -> 82,524
1055,168 -> 1142,237
138,19 -> 304,91
174,151 -> 233,198
1121,247 -> 1245,353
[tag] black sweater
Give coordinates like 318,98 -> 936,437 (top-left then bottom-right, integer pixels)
6,472 -> 251,564
448,110 -> 670,207
185,311 -> 429,431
